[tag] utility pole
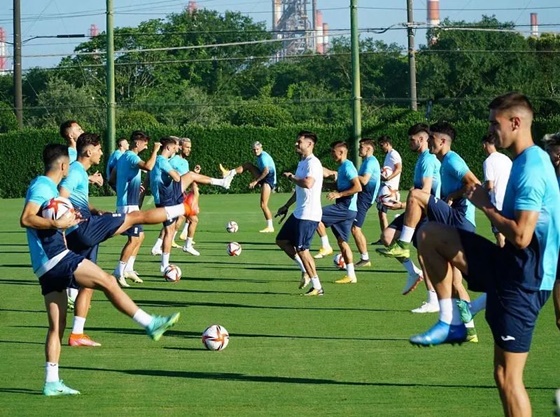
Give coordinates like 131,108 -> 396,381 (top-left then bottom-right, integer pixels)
407,0 -> 418,111
13,0 -> 22,128
350,0 -> 361,165
106,0 -> 116,155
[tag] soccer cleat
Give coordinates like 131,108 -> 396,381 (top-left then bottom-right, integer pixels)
466,327 -> 479,343
402,274 -> 424,295
375,241 -> 410,259
304,287 -> 324,296
219,163 -> 230,177
179,232 -> 188,240
411,302 -> 439,314
335,275 -> 357,284
183,245 -> 200,256
259,227 -> 275,233
151,247 -> 162,256
43,380 -> 81,396
370,239 -> 383,245
299,272 -> 311,289
67,298 -> 75,311
124,271 -> 143,283
456,299 -> 473,323
222,170 -> 236,190
409,321 -> 467,346
68,333 -> 101,347
116,275 -> 130,288
355,259 -> 371,267
171,241 -> 181,249
313,246 -> 333,259
146,312 -> 181,341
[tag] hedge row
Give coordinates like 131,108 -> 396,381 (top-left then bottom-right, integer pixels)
2,118 -> 559,199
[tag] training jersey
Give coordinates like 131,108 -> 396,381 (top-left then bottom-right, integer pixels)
483,151 -> 512,211
257,151 -> 277,186
68,147 -> 77,164
106,149 -> 123,179
358,155 -> 381,204
294,154 -> 323,222
440,151 -> 476,227
170,155 -> 189,175
150,155 -> 176,205
502,145 -> 560,291
25,176 -> 69,277
414,149 -> 441,198
116,150 -> 142,207
336,159 -> 359,211
383,149 -> 402,190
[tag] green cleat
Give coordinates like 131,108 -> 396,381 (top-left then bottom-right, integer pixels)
376,241 -> 410,259
466,327 -> 479,343
146,312 -> 181,341
43,380 -> 80,396
456,299 -> 473,323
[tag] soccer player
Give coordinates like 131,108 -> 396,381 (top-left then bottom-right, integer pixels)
219,141 -> 277,233
21,144 -> 181,396
275,131 -> 325,295
410,93 -> 560,417
106,137 -> 129,181
313,141 -> 362,284
350,138 -> 381,268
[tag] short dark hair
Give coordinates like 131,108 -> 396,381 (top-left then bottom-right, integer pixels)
77,133 -> 101,156
43,144 -> 69,172
359,137 -> 375,149
378,135 -> 391,145
429,121 -> 456,141
330,141 -> 348,150
543,132 -> 560,148
159,136 -> 178,148
488,92 -> 534,116
297,130 -> 318,144
481,132 -> 498,146
130,130 -> 150,142
59,120 -> 78,139
117,137 -> 128,147
408,123 -> 430,137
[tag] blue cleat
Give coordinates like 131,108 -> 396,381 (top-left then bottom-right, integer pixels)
456,299 -> 473,323
146,312 -> 181,341
42,380 -> 80,396
410,320 -> 467,347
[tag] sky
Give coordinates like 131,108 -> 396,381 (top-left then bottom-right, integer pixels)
1,0 -> 559,70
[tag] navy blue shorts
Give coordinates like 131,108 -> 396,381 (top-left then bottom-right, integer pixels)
258,176 -> 276,190
39,251 -> 84,296
458,229 -> 550,353
155,203 -> 177,227
159,181 -> 184,207
66,213 -> 125,254
122,224 -> 143,237
321,203 -> 357,242
276,214 -> 318,251
388,214 -> 427,247
353,193 -> 373,228
426,195 -> 475,232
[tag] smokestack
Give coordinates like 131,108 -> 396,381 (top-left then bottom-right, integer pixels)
0,27 -> 6,73
530,13 -> 538,37
315,10 -> 324,54
89,24 -> 99,38
322,22 -> 329,53
187,1 -> 198,14
427,0 -> 440,44
273,0 -> 282,30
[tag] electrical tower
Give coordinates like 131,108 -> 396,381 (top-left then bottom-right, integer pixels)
272,0 -> 315,59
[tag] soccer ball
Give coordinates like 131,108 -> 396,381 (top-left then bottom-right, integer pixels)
42,196 -> 74,220
381,166 -> 393,181
227,242 -> 242,256
202,324 -> 229,351
376,184 -> 399,210
333,253 -> 346,270
226,221 -> 239,233
163,264 -> 182,282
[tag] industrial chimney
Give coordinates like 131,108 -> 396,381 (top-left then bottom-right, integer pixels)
427,0 -> 440,45
530,13 -> 538,37
0,27 -> 6,73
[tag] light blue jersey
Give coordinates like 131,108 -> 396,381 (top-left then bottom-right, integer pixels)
25,176 -> 69,277
60,161 -> 90,219
116,150 -> 142,207
502,145 -> 560,291
150,155 -> 176,205
68,147 -> 77,163
106,149 -> 123,178
441,151 -> 476,227
415,149 -> 441,198
358,155 -> 381,204
169,155 -> 189,176
257,151 -> 277,186
337,159 -> 359,211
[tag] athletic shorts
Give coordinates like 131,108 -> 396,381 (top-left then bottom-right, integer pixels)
321,203 -> 357,242
66,213 -> 125,254
117,205 -> 143,237
258,176 -> 276,190
276,214 -> 318,251
388,214 -> 427,247
155,203 -> 177,227
39,251 -> 84,296
159,181 -> 184,207
458,228 -> 551,353
426,195 -> 475,232
353,193 -> 373,228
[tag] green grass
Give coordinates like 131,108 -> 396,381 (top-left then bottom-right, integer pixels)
0,193 -> 558,416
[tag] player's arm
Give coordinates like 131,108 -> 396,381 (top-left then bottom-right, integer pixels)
384,162 -> 402,181
88,171 -> 103,187
249,166 -> 269,189
446,171 -> 481,203
420,176 -> 433,194
108,166 -> 117,188
168,169 -> 181,182
20,201 -> 77,230
327,177 -> 361,201
138,142 -> 162,171
322,167 -> 337,179
358,171 -> 371,186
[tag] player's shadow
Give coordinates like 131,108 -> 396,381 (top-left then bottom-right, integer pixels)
0,388 -> 42,395
0,339 -> 44,346
0,278 -> 38,285
128,286 -> 292,296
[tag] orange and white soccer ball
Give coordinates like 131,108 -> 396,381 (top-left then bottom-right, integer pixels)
202,324 -> 230,351
381,166 -> 393,181
42,196 -> 74,220
333,253 -> 346,270
226,221 -> 239,233
227,242 -> 242,256
163,264 -> 182,282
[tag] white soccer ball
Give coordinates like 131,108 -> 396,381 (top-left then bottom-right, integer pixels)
333,253 -> 347,270
42,196 -> 74,220
202,324 -> 229,351
376,185 -> 399,210
163,264 -> 182,282
381,166 -> 393,181
227,242 -> 242,256
226,221 -> 239,233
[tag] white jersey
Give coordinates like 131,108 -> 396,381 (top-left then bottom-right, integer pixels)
383,149 -> 402,190
293,154 -> 323,222
483,151 -> 512,210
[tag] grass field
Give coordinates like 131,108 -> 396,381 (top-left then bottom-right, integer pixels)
0,193 -> 558,416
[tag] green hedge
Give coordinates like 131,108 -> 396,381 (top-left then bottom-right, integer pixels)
2,118 -> 560,199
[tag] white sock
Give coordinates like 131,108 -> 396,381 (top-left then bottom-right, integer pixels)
361,253 -> 369,261
470,293 -> 487,316
293,254 -> 306,272
182,222 -> 189,236
428,290 -> 438,305
45,362 -> 59,383
399,226 -> 415,243
346,263 -> 356,279
311,276 -> 322,290
115,261 -> 126,278
152,238 -> 163,251
67,287 -> 79,302
266,219 -> 273,228
125,256 -> 136,272
133,309 -> 153,328
185,237 -> 193,248
164,204 -> 184,220
439,298 -> 453,324
71,316 -> 86,334
320,235 -> 330,248
210,178 -> 226,187
465,319 -> 475,329
162,253 -> 170,269
401,258 -> 422,276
